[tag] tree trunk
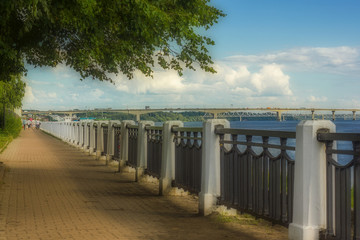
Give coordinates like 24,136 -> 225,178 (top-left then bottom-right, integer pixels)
1,103 -> 5,130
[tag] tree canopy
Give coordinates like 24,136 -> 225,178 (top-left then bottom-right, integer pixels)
0,74 -> 26,109
0,0 -> 225,83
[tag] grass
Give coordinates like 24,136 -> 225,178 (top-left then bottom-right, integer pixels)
0,112 -> 22,151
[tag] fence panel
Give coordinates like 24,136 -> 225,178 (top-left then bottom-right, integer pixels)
173,127 -> 202,194
102,123 -> 108,155
317,132 -> 360,240
94,123 -> 98,152
146,126 -> 163,178
216,128 -> 296,226
113,123 -> 121,160
127,125 -> 139,167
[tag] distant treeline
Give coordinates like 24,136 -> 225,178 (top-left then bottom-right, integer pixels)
76,111 -> 205,122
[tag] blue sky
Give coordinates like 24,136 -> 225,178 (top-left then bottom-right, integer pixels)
23,0 -> 360,110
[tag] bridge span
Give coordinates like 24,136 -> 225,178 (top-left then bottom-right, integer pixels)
23,107 -> 360,121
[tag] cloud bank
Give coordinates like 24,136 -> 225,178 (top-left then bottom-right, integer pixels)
22,46 -> 360,109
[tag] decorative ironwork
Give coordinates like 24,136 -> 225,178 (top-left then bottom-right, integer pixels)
146,126 -> 163,178
94,124 -> 98,152
87,123 -> 91,149
102,123 -> 108,155
318,132 -> 360,240
172,127 -> 202,194
113,124 -> 121,160
215,127 -> 296,226
127,125 -> 139,167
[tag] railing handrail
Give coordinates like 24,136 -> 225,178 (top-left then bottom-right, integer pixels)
145,126 -> 163,131
317,132 -> 360,142
112,123 -> 121,128
127,124 -> 139,129
172,127 -> 203,133
215,127 -> 296,139
101,123 -> 108,127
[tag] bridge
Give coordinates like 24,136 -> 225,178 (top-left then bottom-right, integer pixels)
23,107 -> 360,121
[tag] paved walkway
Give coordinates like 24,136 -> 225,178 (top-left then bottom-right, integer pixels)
0,129 -> 287,240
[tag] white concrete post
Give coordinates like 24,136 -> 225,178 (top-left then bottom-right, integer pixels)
199,119 -> 230,216
84,122 -> 91,152
89,122 -> 96,155
159,121 -> 184,195
79,122 -> 84,147
119,120 -> 135,169
135,121 -> 154,181
289,120 -> 336,240
96,121 -> 105,159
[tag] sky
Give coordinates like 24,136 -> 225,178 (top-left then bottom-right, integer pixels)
22,0 -> 360,111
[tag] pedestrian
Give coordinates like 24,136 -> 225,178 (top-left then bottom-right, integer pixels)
27,119 -> 32,129
22,119 -> 26,130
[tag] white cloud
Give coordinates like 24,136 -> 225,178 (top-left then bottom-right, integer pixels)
113,69 -> 186,94
23,85 -> 36,103
90,89 -> 104,98
250,64 -> 292,96
48,92 -> 57,98
308,96 -> 328,102
226,46 -> 360,75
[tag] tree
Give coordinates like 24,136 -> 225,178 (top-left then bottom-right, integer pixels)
0,74 -> 26,128
0,0 -> 225,83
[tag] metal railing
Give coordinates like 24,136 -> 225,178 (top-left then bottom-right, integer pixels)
215,127 -> 296,226
317,132 -> 360,240
113,123 -> 121,160
146,126 -> 163,178
87,123 -> 91,149
93,123 -> 98,152
127,124 -> 139,167
102,123 -> 108,155
172,127 -> 202,194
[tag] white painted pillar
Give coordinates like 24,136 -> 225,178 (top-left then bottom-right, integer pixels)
83,122 -> 91,151
89,122 -> 96,155
96,121 -> 105,158
135,121 -> 154,181
119,120 -> 135,169
289,120 -> 336,240
79,122 -> 84,147
159,121 -> 184,195
199,119 -> 230,216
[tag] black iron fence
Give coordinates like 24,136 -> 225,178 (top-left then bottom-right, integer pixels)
146,126 -> 163,178
82,123 -> 85,147
172,127 -> 202,194
215,127 -> 296,226
94,123 -> 98,152
113,123 -> 121,160
87,123 -> 91,149
317,132 -> 360,240
127,124 -> 139,167
102,123 -> 108,155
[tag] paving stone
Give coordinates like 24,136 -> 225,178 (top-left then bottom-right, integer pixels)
0,129 -> 287,240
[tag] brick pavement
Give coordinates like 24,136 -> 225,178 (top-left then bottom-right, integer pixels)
0,129 -> 287,240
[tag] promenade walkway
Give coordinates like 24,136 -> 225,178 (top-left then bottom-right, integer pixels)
0,129 -> 287,240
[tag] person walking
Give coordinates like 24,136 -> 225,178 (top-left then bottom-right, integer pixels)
27,119 -> 32,130
22,119 -> 27,130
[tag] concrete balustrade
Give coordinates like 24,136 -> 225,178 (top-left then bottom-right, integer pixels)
40,119 -> 337,240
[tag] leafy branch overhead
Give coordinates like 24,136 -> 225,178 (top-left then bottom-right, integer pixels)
0,0 -> 225,83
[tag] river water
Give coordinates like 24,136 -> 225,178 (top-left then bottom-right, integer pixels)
181,119 -> 360,165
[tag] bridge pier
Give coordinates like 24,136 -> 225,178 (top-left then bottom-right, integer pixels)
353,111 -> 356,120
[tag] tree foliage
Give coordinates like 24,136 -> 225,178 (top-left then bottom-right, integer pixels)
0,74 -> 26,109
0,0 -> 225,83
